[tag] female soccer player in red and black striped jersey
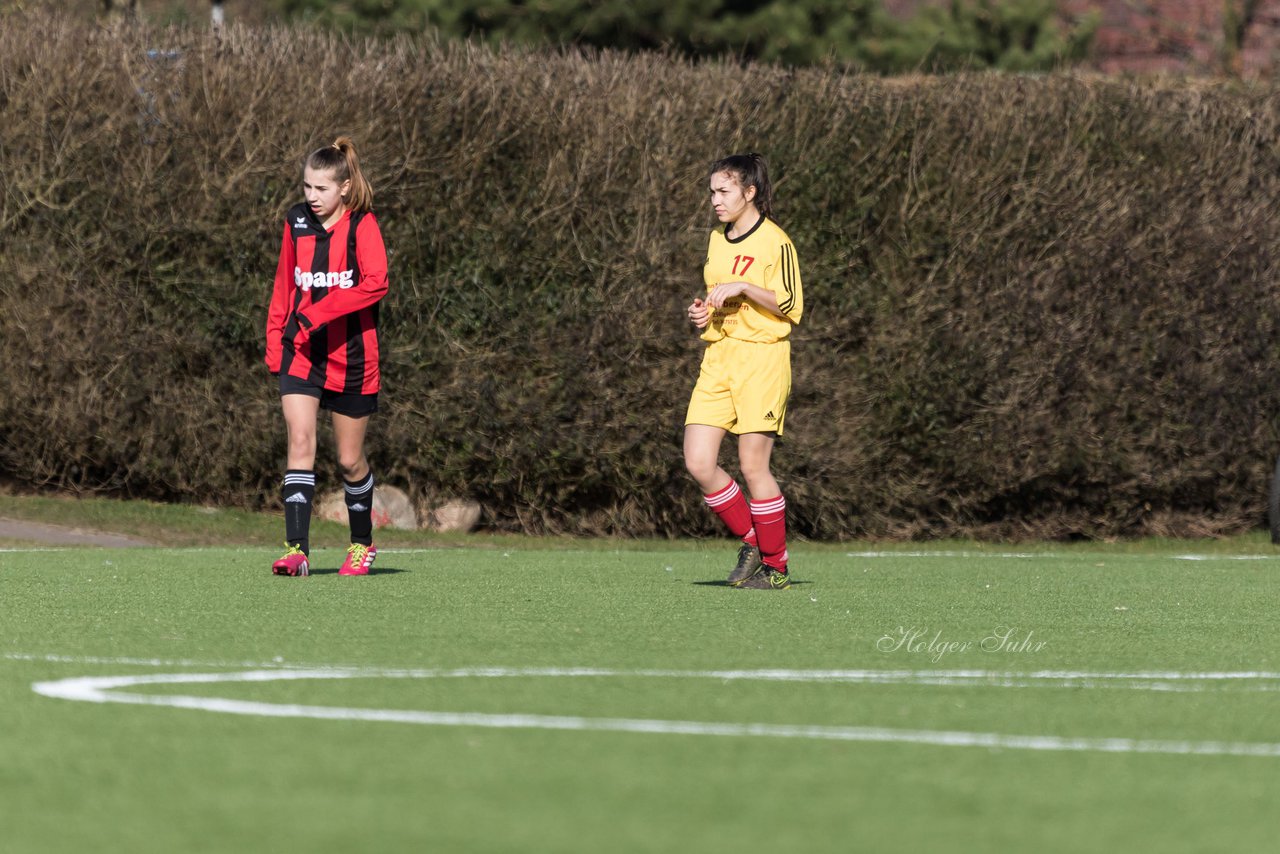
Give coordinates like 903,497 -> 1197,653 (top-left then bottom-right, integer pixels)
265,137 -> 388,577
685,154 -> 804,590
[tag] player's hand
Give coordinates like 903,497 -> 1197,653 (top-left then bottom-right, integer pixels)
687,297 -> 710,329
706,281 -> 748,309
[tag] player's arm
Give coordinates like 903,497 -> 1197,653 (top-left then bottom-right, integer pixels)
264,221 -> 294,373
293,214 -> 389,335
688,297 -> 711,329
709,241 -> 802,323
773,240 -> 803,324
706,281 -> 783,317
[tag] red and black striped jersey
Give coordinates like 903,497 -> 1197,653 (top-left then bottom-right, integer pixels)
265,203 -> 389,395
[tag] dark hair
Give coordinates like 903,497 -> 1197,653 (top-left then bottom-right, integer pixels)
305,136 -> 374,213
708,153 -> 773,219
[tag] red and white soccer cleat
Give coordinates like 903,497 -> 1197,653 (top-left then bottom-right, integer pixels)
271,544 -> 310,577
338,543 -> 377,576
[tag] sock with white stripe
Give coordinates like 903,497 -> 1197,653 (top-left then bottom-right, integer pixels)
282,469 -> 315,555
282,468 -> 314,555
704,480 -> 757,546
750,494 -> 788,572
344,472 -> 374,546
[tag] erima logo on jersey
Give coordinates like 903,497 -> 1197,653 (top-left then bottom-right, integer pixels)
294,217 -> 308,229
294,267 -> 355,291
285,492 -> 308,503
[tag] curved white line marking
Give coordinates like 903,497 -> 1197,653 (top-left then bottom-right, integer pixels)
16,655 -> 1280,689
30,667 -> 1280,757
7,652 -> 287,668
14,655 -> 1280,692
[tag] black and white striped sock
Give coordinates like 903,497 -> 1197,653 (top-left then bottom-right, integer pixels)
344,472 -> 374,546
282,469 -> 315,554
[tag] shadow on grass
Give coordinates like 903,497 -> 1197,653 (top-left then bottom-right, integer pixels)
691,578 -> 811,587
298,567 -> 410,576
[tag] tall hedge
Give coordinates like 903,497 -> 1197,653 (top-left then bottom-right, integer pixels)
3,14 -> 1280,539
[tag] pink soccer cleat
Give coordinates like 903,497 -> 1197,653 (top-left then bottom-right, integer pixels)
271,544 -> 310,577
338,543 -> 377,576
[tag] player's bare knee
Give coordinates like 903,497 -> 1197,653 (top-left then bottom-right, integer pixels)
684,452 -> 715,484
738,454 -> 768,482
739,462 -> 779,499
338,454 -> 368,481
287,434 -> 316,459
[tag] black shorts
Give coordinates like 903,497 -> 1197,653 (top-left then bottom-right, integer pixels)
279,373 -> 379,418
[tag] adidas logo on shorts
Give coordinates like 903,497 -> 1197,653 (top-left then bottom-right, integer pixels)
764,410 -> 776,421
284,492 -> 308,503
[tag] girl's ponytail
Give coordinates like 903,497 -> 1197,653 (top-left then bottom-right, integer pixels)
305,136 -> 374,214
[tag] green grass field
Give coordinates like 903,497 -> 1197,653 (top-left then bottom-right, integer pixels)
3,496 -> 1280,852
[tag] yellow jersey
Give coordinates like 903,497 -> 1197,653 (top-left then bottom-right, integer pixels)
701,217 -> 803,343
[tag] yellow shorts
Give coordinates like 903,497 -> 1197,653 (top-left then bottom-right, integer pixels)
685,337 -> 791,436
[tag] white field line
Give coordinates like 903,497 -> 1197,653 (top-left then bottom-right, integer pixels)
29,666 -> 1280,758
848,551 -> 1046,559
1171,555 -> 1280,561
1,547 -> 511,556
12,655 -> 1280,686
13,653 -> 1280,692
5,652 -> 289,669
6,547 -> 1276,560
845,551 -> 1280,561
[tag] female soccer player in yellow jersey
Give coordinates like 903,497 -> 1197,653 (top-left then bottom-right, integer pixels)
685,154 -> 803,590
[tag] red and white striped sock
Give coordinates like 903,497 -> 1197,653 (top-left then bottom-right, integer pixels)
704,481 -> 757,545
750,495 -> 788,572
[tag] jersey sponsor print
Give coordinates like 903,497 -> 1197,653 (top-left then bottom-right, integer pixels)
701,216 -> 803,344
265,203 -> 388,395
